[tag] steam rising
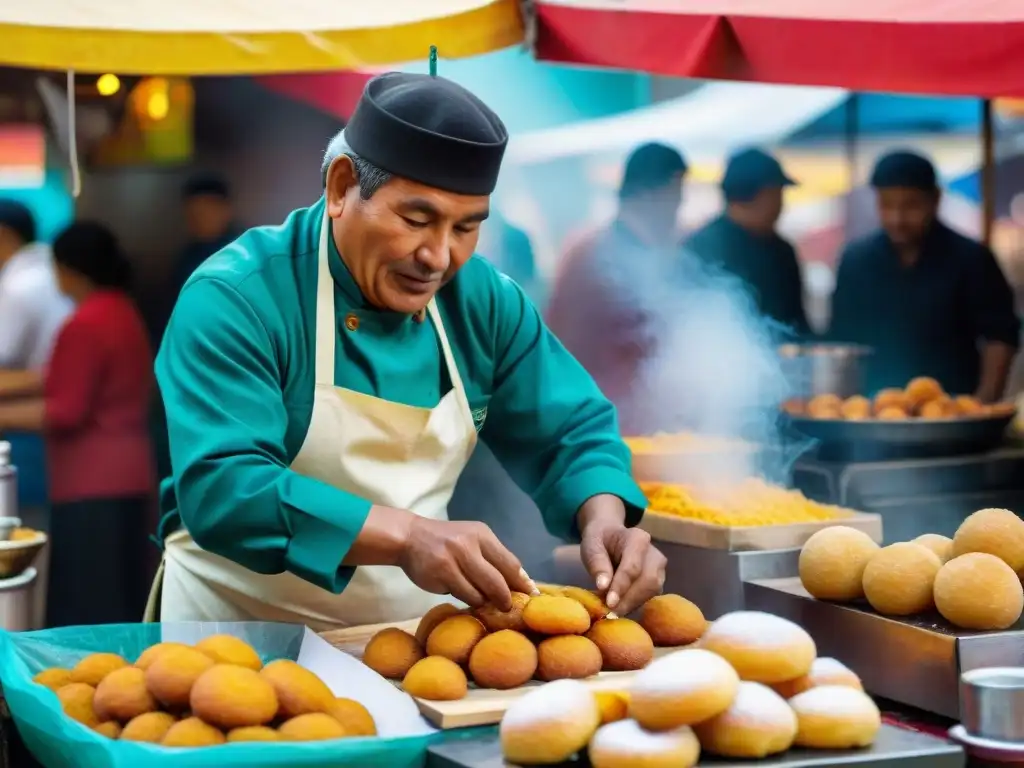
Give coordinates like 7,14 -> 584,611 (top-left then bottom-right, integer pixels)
633,250 -> 815,489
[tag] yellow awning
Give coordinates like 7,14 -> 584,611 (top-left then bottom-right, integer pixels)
0,0 -> 524,75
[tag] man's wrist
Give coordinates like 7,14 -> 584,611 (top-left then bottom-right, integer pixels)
576,494 -> 627,534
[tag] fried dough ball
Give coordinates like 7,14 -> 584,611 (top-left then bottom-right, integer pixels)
988,402 -> 1018,418
426,615 -> 487,665
135,642 -> 191,671
415,603 -> 463,647
589,720 -> 701,768
363,628 -> 424,680
120,711 -> 177,743
535,583 -> 566,596
913,533 -> 954,563
862,543 -> 941,616
402,656 -> 468,701
194,635 -> 263,671
594,691 -> 630,725
934,552 -> 1024,630
57,683 -> 100,727
327,697 -> 376,737
586,618 -> 654,671
799,526 -> 879,602
227,726 -> 280,742
919,398 -> 953,419
260,659 -> 335,719
629,648 -> 739,730
781,398 -> 805,416
693,682 -> 797,758
905,377 -> 944,408
94,666 -> 157,722
840,396 -> 872,421
469,630 -> 538,689
806,395 -> 842,419
93,721 -> 122,739
873,388 -> 909,413
474,592 -> 531,633
561,586 -> 612,623
952,508 -> 1024,571
190,664 -> 279,729
500,680 -> 601,765
953,395 -> 984,416
701,611 -> 815,684
144,646 -> 216,709
70,653 -> 129,687
524,594 -> 592,635
536,635 -> 603,681
278,713 -> 347,742
772,657 -> 863,699
640,594 -> 705,646
161,716 -> 226,747
790,686 -> 881,749
876,406 -> 908,421
32,668 -> 72,691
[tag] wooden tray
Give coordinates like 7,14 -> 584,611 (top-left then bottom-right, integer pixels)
320,619 -> 685,729
638,509 -> 883,551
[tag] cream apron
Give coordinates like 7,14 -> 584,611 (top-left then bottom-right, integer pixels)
146,213 -> 477,630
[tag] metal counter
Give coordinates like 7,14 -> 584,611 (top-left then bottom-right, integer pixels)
427,726 -> 964,768
745,577 -> 1024,719
554,543 -> 799,619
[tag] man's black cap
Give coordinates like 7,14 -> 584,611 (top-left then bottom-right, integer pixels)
344,72 -> 508,196
182,173 -> 231,200
620,143 -> 688,198
0,200 -> 36,244
870,150 -> 938,191
721,148 -> 795,203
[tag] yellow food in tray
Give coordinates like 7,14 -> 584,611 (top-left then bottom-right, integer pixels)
641,479 -> 849,527
624,432 -> 756,455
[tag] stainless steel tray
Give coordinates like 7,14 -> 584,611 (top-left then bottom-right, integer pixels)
745,577 -> 1024,719
427,727 -> 964,767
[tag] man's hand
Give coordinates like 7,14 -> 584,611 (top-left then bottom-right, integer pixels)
578,495 -> 667,616
398,517 -> 538,611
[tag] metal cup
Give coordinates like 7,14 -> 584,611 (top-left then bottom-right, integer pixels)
961,667 -> 1024,742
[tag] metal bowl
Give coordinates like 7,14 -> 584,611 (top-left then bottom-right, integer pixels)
777,344 -> 873,399
961,667 -> 1024,742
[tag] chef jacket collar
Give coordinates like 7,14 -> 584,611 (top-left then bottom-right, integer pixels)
881,220 -> 949,267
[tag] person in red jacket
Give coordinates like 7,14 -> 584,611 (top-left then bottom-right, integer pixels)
546,143 -> 687,434
0,221 -> 155,626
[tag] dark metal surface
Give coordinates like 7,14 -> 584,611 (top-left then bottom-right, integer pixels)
745,578 -> 1024,719
427,727 -> 964,768
785,414 -> 1014,461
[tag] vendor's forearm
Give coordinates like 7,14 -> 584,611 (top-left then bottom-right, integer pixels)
0,369 -> 43,399
341,505 -> 415,567
976,341 -> 1016,402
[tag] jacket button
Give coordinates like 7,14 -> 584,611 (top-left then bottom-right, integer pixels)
344,313 -> 359,331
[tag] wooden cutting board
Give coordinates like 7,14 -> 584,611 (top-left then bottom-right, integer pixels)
320,619 -> 686,729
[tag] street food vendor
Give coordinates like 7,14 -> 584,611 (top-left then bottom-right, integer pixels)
151,73 -> 663,630
829,150 -> 1020,399
684,148 -> 810,340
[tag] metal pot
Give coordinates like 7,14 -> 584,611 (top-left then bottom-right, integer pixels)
0,442 -> 17,524
960,667 -> 1024,743
778,343 -> 872,399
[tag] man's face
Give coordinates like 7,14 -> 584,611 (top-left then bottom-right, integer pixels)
748,186 -> 784,230
877,186 -> 938,248
184,194 -> 232,242
328,159 -> 489,314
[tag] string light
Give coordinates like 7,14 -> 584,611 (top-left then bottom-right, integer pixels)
96,74 -> 120,96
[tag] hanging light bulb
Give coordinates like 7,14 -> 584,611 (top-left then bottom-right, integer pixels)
145,79 -> 170,121
96,74 -> 120,96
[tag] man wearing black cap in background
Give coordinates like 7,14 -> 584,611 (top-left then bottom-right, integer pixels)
684,148 -> 810,339
829,150 -> 1019,399
150,73 -> 663,628
546,142 -> 688,434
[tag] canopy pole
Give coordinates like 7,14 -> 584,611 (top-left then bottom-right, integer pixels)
842,93 -> 860,242
981,99 -> 995,247
429,45 -> 438,76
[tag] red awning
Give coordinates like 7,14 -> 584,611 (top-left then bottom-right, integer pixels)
256,71 -> 378,121
534,1 -> 1024,97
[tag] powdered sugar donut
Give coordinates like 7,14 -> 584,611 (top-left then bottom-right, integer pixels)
500,680 -> 600,764
693,681 -> 797,758
772,657 -> 863,699
589,719 -> 700,768
700,611 -> 816,683
789,685 -> 881,748
628,648 -> 739,731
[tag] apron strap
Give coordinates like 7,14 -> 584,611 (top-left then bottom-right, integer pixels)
427,300 -> 474,431
314,212 -> 337,386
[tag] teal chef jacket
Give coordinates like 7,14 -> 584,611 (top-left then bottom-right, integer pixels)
155,198 -> 648,594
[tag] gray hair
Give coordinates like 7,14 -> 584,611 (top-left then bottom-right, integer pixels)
321,130 -> 393,200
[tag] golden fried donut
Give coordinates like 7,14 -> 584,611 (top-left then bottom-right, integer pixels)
363,628 -> 424,680
589,720 -> 700,768
474,592 -> 531,633
640,594 -> 705,646
861,542 -> 941,616
469,630 -> 538,689
952,508 -> 1024,571
693,681 -> 797,758
415,603 -> 463,647
586,618 -> 654,671
913,533 -> 954,564
628,648 -> 739,730
789,685 -> 881,748
699,611 -> 815,684
933,552 -> 1024,630
523,595 -> 592,635
772,657 -> 863,699
799,526 -> 879,602
425,615 -> 487,665
500,680 -> 600,765
536,635 -> 603,681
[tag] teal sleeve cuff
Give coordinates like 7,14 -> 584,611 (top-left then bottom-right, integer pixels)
538,467 -> 649,542
283,475 -> 373,594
